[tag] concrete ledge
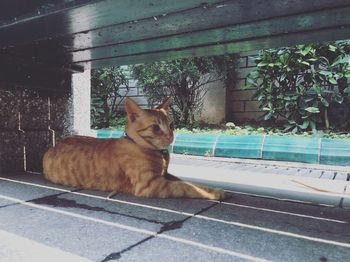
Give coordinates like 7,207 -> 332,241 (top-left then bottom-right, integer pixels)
169,163 -> 349,207
95,130 -> 350,166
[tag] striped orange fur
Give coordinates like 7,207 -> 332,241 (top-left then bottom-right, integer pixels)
43,97 -> 224,200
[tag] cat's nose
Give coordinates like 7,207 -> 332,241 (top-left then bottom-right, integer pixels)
164,133 -> 173,141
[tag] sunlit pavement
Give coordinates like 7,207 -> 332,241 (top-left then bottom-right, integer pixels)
171,154 -> 350,207
0,156 -> 349,262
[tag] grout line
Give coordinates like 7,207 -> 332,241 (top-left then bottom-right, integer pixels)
215,201 -> 347,224
1,192 -> 350,253
317,138 -> 322,164
86,199 -> 223,262
211,135 -> 220,157
0,193 -> 267,262
260,134 -> 267,159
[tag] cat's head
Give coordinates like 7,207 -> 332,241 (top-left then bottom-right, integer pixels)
125,97 -> 174,150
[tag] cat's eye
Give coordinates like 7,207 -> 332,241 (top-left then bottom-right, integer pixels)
152,124 -> 161,132
169,122 -> 174,130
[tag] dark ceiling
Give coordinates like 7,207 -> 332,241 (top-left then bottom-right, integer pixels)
1,0 -> 350,90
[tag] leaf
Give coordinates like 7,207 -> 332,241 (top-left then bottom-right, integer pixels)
283,124 -> 294,131
305,107 -> 320,113
257,62 -> 268,67
248,71 -> 260,79
328,45 -> 337,52
310,121 -> 316,131
280,53 -> 289,64
332,54 -> 350,66
334,94 -> 344,104
329,78 -> 337,85
264,112 -> 273,120
299,121 -> 309,129
319,70 -> 332,76
320,97 -> 329,107
300,46 -> 312,56
344,87 -> 350,94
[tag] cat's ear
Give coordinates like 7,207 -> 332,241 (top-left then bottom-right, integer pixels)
125,98 -> 142,122
156,97 -> 172,111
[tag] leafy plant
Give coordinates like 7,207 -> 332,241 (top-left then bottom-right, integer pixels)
131,55 -> 237,128
91,66 -> 129,128
247,41 -> 350,132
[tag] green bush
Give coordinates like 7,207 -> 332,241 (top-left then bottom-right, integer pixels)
131,55 -> 237,128
247,41 -> 350,132
91,67 -> 129,128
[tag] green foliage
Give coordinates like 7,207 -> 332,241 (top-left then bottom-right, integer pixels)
176,123 -> 350,139
131,55 -> 237,128
247,41 -> 350,132
91,67 -> 129,128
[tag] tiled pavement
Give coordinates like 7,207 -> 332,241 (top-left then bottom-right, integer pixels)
0,158 -> 350,262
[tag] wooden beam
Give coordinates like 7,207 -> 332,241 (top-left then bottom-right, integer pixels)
9,0 -> 350,68
66,0 -> 350,51
79,25 -> 350,68
73,6 -> 350,67
0,0 -> 222,47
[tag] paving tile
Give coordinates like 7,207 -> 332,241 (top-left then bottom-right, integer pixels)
320,170 -> 336,179
333,172 -> 349,181
0,229 -> 90,262
119,236 -> 241,262
0,204 -> 147,261
295,168 -> 321,178
164,211 -> 350,262
36,192 -> 187,232
112,193 -> 215,214
225,193 -> 350,223
206,197 -> 350,242
0,200 -> 13,207
0,177 -> 64,202
0,173 -> 76,191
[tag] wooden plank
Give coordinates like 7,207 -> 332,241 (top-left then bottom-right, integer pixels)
8,0 -> 350,61
80,25 -> 350,68
0,0 -> 96,26
0,0 -> 222,47
72,6 -> 350,64
66,0 -> 350,51
4,0 -> 350,64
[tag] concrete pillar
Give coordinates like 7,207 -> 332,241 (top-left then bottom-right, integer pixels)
71,70 -> 91,136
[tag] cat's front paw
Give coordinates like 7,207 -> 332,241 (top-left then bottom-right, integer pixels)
210,188 -> 225,200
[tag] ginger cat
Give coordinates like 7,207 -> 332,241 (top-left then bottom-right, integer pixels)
43,97 -> 224,200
